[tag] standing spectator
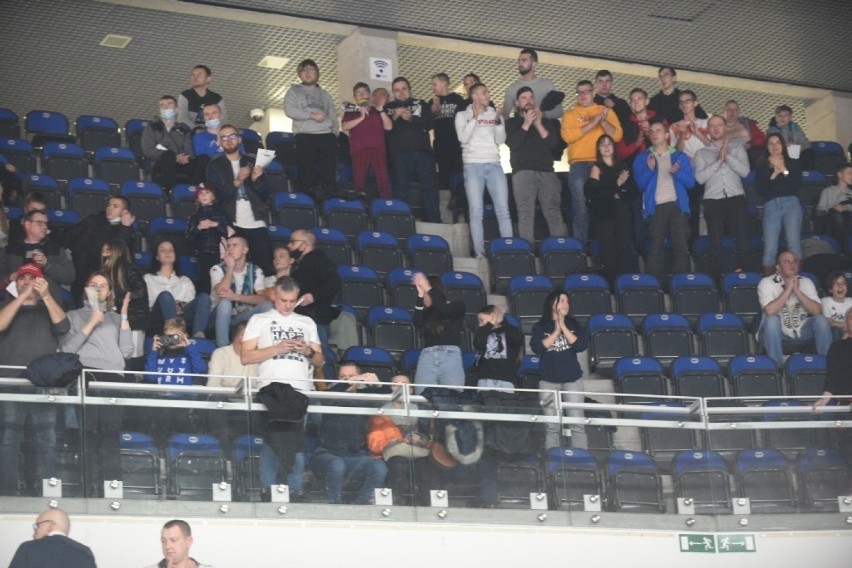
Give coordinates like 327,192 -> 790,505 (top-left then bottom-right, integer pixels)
63,196 -> 136,307
724,99 -> 766,166
473,305 -> 525,390
756,133 -> 803,276
2,209 -> 74,303
594,69 -> 634,144
648,66 -> 708,126
502,48 -> 563,120
505,87 -> 567,243
694,115 -> 752,279
146,519 -> 212,568
384,76 -> 442,223
767,104 -> 813,169
310,363 -> 388,504
185,182 -> 232,295
340,83 -> 392,198
144,238 -> 209,337
283,59 -> 339,200
430,73 -> 465,198
288,229 -> 341,352
178,64 -> 226,128
241,276 -> 324,498
9,509 -> 96,568
561,79 -> 623,245
757,250 -> 832,368
531,290 -> 589,450
585,134 -> 638,281
101,239 -> 149,332
141,95 -> 195,190
821,273 -> 852,342
616,88 -> 661,164
0,265 -> 69,496
633,120 -> 696,279
460,72 -> 483,110
412,272 -> 466,394
454,82 -> 512,257
206,124 -> 273,276
669,90 -> 709,242
207,235 -> 266,347
816,162 -> 852,252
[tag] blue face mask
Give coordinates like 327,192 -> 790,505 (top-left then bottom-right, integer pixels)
160,108 -> 176,121
205,118 -> 221,129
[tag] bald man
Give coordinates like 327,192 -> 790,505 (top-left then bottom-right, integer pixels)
287,229 -> 341,351
9,509 -> 96,568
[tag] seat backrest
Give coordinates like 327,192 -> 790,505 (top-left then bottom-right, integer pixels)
26,110 -> 70,136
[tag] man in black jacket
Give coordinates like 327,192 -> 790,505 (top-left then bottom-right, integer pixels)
141,95 -> 196,189
8,509 -> 95,568
206,124 -> 273,275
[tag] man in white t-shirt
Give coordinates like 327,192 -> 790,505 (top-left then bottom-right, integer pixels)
757,250 -> 832,367
241,276 -> 323,497
209,235 -> 266,347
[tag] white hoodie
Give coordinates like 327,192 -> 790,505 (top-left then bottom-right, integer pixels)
454,105 -> 505,164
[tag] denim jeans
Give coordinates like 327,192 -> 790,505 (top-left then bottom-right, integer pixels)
759,313 -> 832,368
463,162 -> 512,255
259,447 -> 304,493
762,196 -> 803,266
310,449 -> 388,504
151,292 -> 210,336
390,150 -> 441,223
567,161 -> 594,243
539,379 -> 587,450
414,345 -> 465,394
0,401 -> 58,494
213,299 -> 257,347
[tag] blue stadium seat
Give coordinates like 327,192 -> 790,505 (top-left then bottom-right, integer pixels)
0,137 -> 36,173
784,353 -> 827,397
149,216 -> 189,255
370,198 -> 415,249
341,345 -> 396,383
0,107 -> 21,139
121,180 -> 165,222
640,402 -> 697,463
322,198 -> 370,245
408,234 -> 452,276
564,273 -> 612,326
811,141 -> 846,184
642,313 -> 693,371
337,265 -> 383,321
441,271 -> 486,331
267,225 -> 292,249
735,448 -> 796,512
672,355 -> 725,399
167,433 -> 226,500
489,237 -> 536,294
42,142 -> 88,185
672,450 -> 732,514
356,230 -> 403,277
670,272 -> 720,324
23,174 -> 63,209
45,208 -> 81,243
263,159 -> 289,198
387,268 -> 418,315
401,348 -> 422,377
178,255 -> 200,282
233,434 -> 264,502
605,450 -> 665,512
722,271 -> 762,323
94,146 -> 139,188
67,177 -> 111,218
238,128 -> 263,156
516,354 -> 541,389
508,274 -> 553,334
76,115 -> 121,155
133,251 -> 153,269
541,236 -> 587,286
615,273 -> 664,326
546,447 -> 602,510
798,448 -> 850,511
171,183 -> 199,219
728,354 -> 782,399
696,312 -> 750,368
312,226 -> 353,267
274,191 -> 318,230
368,306 -> 418,363
124,118 -> 150,163
799,170 -> 829,212
25,109 -> 73,148
588,313 -> 639,375
614,356 -> 667,402
119,431 -> 161,497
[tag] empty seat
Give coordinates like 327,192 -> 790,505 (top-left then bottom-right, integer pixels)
76,115 -> 121,155
640,402 -> 697,462
672,355 -> 726,399
722,271 -> 762,323
488,237 -> 536,294
735,448 -> 797,512
643,313 -> 694,371
274,192 -> 318,230
119,431 -> 161,498
233,434 -> 264,502
761,400 -> 820,455
167,433 -> 226,500
45,209 -> 81,244
68,177 -> 112,219
672,450 -> 732,514
370,198 -> 415,249
811,141 -> 846,185
546,447 -> 602,510
0,138 -> 36,173
121,180 -> 165,222
785,353 -> 827,397
94,146 -> 139,188
696,312 -> 751,368
341,346 -> 397,382
564,273 -> 612,326
387,268 -> 418,315
516,354 -> 542,390
798,448 -> 851,511
263,159 -> 289,198
615,273 -> 665,327
614,356 -> 668,403
171,184 -> 200,219
605,450 -> 665,513
441,271 -> 488,331
337,265 -> 383,321
368,306 -> 418,363
588,313 -> 639,375
508,275 -> 553,334
0,107 -> 21,139
23,174 -> 63,210
541,236 -> 587,286
799,170 -> 828,215
408,234 -> 452,277
124,118 -> 150,163
312,226 -> 353,267
42,142 -> 88,185
238,128 -> 263,156
728,354 -> 782,399
356,230 -> 404,277
25,109 -> 73,148
322,198 -> 370,245
670,272 -> 720,324
265,131 -> 296,177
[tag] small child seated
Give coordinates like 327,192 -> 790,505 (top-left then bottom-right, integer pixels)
816,163 -> 852,253
821,272 -> 852,342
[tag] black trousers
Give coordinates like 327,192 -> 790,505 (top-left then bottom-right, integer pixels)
294,132 -> 337,196
703,194 -> 750,277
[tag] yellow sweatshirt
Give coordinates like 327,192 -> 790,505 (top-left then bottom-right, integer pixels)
560,103 -> 623,163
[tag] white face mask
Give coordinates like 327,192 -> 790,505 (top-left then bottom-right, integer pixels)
108,216 -> 121,225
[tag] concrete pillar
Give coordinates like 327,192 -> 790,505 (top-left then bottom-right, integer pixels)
805,92 -> 852,153
336,28 -> 399,104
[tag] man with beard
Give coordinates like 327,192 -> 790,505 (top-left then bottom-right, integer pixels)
502,48 -> 563,120
430,73 -> 464,202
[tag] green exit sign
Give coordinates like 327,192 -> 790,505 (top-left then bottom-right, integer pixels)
717,534 -> 756,553
679,534 -> 716,553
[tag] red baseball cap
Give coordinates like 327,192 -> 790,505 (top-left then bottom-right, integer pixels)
16,263 -> 43,279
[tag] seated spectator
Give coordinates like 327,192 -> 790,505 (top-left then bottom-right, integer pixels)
767,104 -> 814,169
205,235 -> 266,347
473,305 -> 525,390
178,64 -> 226,129
813,308 -> 852,464
310,362 -> 388,504
2,209 -> 74,303
185,182 -> 232,295
341,83 -> 392,198
6,191 -> 46,245
101,239 -> 149,332
757,250 -> 832,368
821,272 -> 852,342
0,158 -> 22,206
289,229 -> 341,352
144,238 -> 209,337
145,317 -> 207,386
191,104 -> 224,176
816,162 -> 852,253
141,95 -> 196,189
208,321 -> 257,391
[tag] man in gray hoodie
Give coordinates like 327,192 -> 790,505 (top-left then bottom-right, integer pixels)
283,59 -> 339,200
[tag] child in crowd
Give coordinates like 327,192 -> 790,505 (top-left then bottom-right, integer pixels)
185,182 -> 232,294
821,273 -> 852,342
816,163 -> 852,254
144,317 -> 208,386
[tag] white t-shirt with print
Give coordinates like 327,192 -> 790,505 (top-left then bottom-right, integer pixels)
243,309 -> 319,391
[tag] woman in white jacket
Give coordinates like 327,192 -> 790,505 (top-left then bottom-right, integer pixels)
454,83 -> 513,257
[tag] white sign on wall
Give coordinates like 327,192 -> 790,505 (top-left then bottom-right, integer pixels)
369,57 -> 393,82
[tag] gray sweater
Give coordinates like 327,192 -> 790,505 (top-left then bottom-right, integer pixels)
60,304 -> 133,370
283,83 -> 339,136
0,300 -> 70,367
502,77 -> 563,120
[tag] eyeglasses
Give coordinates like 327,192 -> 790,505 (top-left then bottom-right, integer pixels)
26,219 -> 49,226
33,520 -> 54,531
220,133 -> 239,141
576,89 -> 593,96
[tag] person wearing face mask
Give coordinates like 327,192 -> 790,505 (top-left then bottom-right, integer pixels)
178,64 -> 227,129
141,95 -> 197,189
63,196 -> 136,307
191,104 -> 235,185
